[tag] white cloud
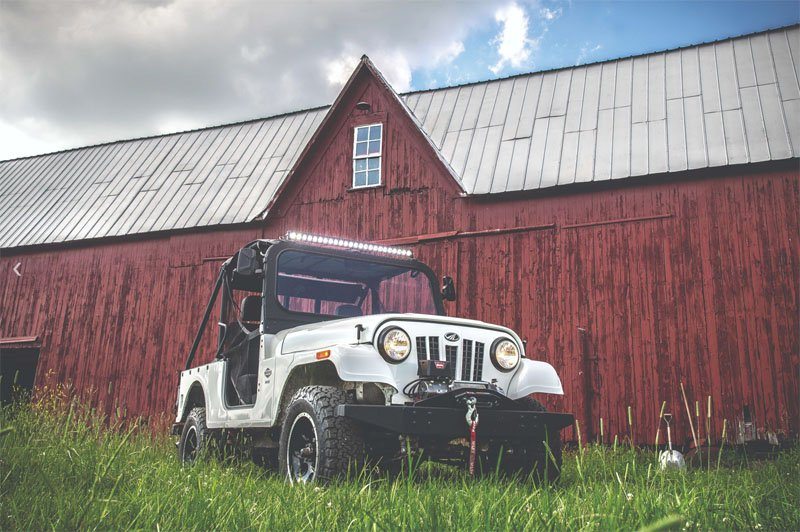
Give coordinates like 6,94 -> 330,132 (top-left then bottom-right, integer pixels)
0,117 -> 80,159
575,42 -> 603,65
490,2 -> 536,74
0,0 -> 499,160
324,39 -> 465,93
433,41 -> 466,65
325,54 -> 360,87
540,7 -> 562,21
373,51 -> 413,92
240,43 -> 270,64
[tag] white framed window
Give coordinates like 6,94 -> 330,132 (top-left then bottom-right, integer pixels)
353,123 -> 382,188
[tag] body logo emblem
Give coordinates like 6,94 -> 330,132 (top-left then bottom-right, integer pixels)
444,332 -> 460,342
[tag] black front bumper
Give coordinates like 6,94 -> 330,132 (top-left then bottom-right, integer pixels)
337,388 -> 574,440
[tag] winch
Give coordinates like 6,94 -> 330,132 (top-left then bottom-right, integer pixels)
404,360 -> 505,401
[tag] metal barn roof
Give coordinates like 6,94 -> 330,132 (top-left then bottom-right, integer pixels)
1,25 -> 798,249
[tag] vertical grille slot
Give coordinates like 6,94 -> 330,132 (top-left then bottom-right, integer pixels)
461,339 -> 473,381
415,334 -> 486,382
428,336 -> 440,360
416,337 -> 427,360
444,345 -> 458,379
473,342 -> 485,382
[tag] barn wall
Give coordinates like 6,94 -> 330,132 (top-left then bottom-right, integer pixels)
0,58 -> 797,446
0,168 -> 797,445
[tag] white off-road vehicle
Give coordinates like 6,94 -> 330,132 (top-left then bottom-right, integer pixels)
173,233 -> 573,482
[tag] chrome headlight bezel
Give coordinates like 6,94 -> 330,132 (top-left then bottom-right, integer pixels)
490,337 -> 520,371
377,327 -> 412,363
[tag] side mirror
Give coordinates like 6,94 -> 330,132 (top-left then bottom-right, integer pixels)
236,248 -> 260,276
441,276 -> 456,302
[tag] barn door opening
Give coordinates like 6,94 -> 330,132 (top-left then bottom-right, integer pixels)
1,347 -> 40,405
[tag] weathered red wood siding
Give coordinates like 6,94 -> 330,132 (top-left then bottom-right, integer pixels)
1,67 -> 797,446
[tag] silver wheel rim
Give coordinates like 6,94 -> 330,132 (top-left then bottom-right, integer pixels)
287,412 -> 318,484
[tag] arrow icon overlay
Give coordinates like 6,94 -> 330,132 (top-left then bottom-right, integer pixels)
13,262 -> 21,277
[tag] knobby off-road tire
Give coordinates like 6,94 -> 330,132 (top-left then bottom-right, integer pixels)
178,407 -> 213,464
279,386 -> 365,484
483,397 -> 562,483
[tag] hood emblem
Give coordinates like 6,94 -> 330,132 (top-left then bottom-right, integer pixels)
444,332 -> 460,342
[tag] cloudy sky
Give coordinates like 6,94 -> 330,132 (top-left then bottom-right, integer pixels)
0,0 -> 797,161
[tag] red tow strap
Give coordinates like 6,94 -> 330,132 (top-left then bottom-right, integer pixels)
468,417 -> 479,475
465,397 -> 479,476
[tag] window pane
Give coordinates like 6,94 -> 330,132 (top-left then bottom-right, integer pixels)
367,157 -> 379,170
356,127 -> 369,141
276,250 -> 438,317
354,171 -> 367,187
355,159 -> 367,171
367,169 -> 379,185
369,125 -> 382,140
355,142 -> 367,156
368,140 -> 380,154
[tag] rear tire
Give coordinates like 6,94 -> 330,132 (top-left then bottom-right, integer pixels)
484,397 -> 562,482
278,386 -> 365,484
178,407 -> 212,464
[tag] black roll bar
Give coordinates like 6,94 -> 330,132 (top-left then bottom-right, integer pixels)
184,267 -> 225,370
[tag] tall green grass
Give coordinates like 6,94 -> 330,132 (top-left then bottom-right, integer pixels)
1,389 -> 798,531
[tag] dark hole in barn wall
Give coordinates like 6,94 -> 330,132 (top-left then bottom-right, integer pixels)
1,347 -> 40,405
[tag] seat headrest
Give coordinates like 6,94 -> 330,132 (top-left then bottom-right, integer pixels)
335,304 -> 363,318
241,295 -> 261,323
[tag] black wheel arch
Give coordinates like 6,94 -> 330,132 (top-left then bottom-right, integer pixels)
276,361 -> 343,423
179,381 -> 207,422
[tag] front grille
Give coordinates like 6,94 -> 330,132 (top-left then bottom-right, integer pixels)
416,335 -> 486,382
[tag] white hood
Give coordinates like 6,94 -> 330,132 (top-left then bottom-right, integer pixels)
280,313 -> 523,355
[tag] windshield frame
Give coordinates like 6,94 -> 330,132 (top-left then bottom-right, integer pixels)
261,240 -> 444,333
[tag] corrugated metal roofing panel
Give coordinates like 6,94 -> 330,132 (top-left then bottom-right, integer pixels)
2,25 -> 797,249
705,111 -> 728,166
630,122 -> 649,175
722,108 -> 749,164
558,131 -> 579,184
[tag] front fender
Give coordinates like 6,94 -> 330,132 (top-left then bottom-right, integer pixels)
507,359 -> 564,399
326,345 -> 412,393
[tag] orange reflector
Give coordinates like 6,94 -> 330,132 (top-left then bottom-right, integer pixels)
316,350 -> 331,360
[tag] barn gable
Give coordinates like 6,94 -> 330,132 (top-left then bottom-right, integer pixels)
0,24 -> 798,251
265,56 -> 466,222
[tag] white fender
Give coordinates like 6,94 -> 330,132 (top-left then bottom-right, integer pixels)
290,344 -> 412,398
507,359 -> 564,399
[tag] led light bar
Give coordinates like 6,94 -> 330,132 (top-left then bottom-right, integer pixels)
284,231 -> 413,257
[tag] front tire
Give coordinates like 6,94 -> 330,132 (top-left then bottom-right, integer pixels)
278,386 -> 365,484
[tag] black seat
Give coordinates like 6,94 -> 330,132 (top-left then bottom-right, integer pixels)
335,304 -> 363,317
228,295 -> 262,405
241,295 -> 261,331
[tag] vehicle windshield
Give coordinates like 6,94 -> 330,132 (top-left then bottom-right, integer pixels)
276,250 -> 440,317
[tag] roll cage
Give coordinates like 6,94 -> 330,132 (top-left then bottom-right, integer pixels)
184,238 -> 445,370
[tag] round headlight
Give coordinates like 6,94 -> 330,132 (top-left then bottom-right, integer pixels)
378,327 -> 411,363
490,338 -> 520,371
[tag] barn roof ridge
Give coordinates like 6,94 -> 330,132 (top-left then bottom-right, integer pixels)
402,22 -> 800,97
3,22 -> 796,166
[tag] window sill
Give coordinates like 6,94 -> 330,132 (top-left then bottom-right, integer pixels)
348,184 -> 384,192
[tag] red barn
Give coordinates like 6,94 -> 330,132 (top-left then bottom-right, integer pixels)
1,26 -> 798,446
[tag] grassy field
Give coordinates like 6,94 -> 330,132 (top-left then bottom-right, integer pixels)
1,392 -> 798,531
